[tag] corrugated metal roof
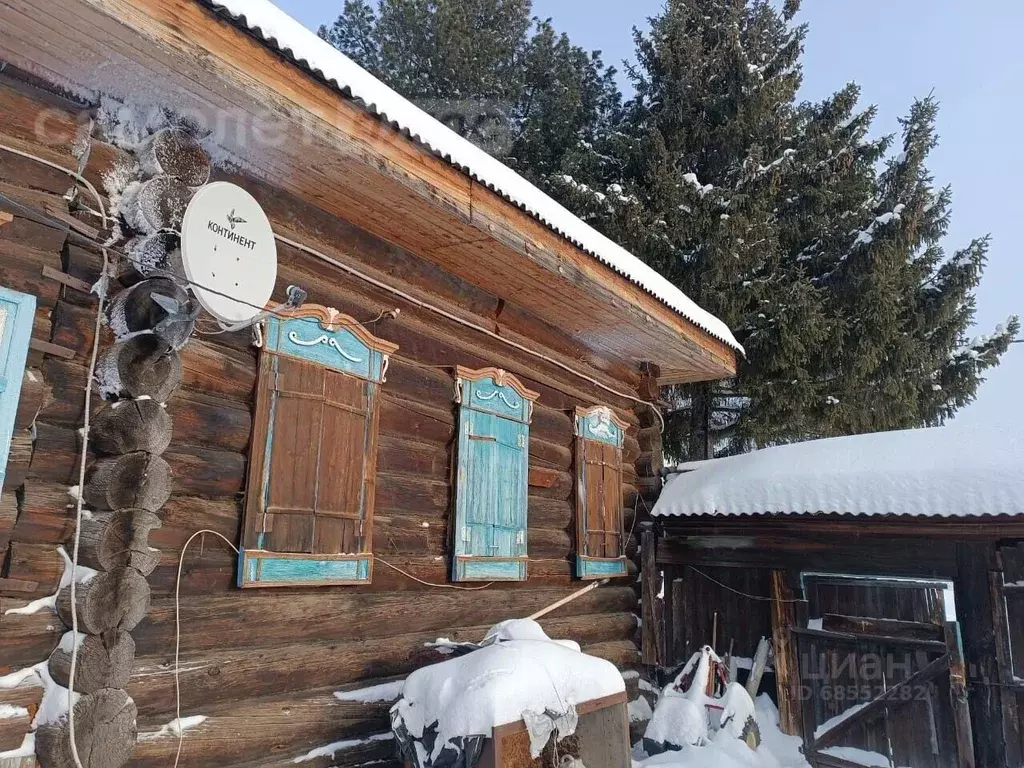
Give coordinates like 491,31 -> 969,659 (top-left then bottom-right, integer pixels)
197,0 -> 742,354
654,427 -> 1024,519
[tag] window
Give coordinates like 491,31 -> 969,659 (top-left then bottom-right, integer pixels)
238,305 -> 397,587
452,367 -> 539,582
0,287 -> 35,487
574,406 -> 628,579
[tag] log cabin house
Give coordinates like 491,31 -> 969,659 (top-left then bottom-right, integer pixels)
642,428 -> 1024,768
0,0 -> 741,766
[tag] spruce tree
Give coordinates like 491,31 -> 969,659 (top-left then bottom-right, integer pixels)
319,0 -> 619,181
318,1 -> 1018,458
813,97 -> 1018,434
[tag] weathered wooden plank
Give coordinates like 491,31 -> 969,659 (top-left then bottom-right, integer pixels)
944,622 -> 976,768
640,523 -> 659,665
955,543 -> 1004,768
821,614 -> 943,642
990,566 -> 1022,767
770,570 -> 802,737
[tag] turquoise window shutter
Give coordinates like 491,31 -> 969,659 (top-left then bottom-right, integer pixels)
0,287 -> 35,489
452,367 -> 537,582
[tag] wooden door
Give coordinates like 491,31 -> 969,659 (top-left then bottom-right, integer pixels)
795,575 -> 974,768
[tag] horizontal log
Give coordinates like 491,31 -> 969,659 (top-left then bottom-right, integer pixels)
147,496 -> 241,555
0,180 -> 71,253
39,359 -> 252,453
379,393 -> 454,446
29,422 -> 246,500
128,611 -> 637,717
0,601 -> 64,670
376,434 -> 448,481
149,544 -> 634,598
133,585 -> 636,656
131,685 -> 390,767
0,136 -> 74,196
9,482 -> 75,544
0,239 -> 62,309
5,541 -> 63,598
584,639 -> 643,667
0,704 -> 32,752
163,444 -> 246,499
179,338 -> 256,403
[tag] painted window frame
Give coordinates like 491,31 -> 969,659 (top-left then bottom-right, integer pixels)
0,287 -> 35,488
574,405 -> 630,579
238,305 -> 397,587
452,366 -> 539,582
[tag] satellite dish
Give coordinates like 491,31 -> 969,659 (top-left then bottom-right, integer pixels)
180,181 -> 277,325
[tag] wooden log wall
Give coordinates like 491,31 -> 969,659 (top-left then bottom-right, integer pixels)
0,77 -> 650,766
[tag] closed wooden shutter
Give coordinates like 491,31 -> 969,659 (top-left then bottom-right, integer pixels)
239,305 -> 395,587
452,367 -> 538,582
574,406 -> 629,579
581,440 -> 623,559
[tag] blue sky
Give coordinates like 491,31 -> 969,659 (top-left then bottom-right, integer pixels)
275,0 -> 1021,432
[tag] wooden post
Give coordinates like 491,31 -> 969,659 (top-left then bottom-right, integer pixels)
989,567 -> 1022,767
640,522 -> 661,666
770,570 -> 802,736
945,622 -> 977,768
954,544 -> 999,768
661,567 -> 675,667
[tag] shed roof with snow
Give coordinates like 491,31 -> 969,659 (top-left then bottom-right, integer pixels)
653,427 -> 1024,519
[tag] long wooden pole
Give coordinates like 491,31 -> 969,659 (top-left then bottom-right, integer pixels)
527,578 -> 610,621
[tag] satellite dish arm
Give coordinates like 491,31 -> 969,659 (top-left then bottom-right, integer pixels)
215,284 -> 307,334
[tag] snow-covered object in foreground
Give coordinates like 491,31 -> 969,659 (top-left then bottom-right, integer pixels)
655,427 -> 1024,518
634,695 -> 808,768
716,683 -> 760,749
644,647 -> 720,753
199,0 -> 742,354
390,619 -> 623,766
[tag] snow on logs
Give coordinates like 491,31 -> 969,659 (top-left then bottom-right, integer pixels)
33,124 -> 209,768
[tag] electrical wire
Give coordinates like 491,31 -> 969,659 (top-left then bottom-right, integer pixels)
173,530 -> 239,768
376,557 -> 494,591
687,565 -> 808,604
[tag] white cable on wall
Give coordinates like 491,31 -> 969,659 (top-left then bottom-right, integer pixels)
273,233 -> 666,433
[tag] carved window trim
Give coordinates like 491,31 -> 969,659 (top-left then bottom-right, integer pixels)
239,305 -> 398,587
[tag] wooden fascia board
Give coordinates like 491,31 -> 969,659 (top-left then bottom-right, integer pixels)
658,514 -> 1024,539
75,0 -> 736,380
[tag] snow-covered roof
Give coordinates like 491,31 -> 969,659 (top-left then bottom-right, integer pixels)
198,0 -> 742,354
653,427 -> 1024,519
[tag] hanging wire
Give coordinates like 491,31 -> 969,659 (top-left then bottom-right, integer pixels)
687,566 -> 808,604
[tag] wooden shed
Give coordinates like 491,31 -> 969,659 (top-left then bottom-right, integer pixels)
0,0 -> 739,766
642,427 -> 1024,768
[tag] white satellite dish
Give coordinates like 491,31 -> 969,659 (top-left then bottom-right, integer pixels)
180,181 -> 277,325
